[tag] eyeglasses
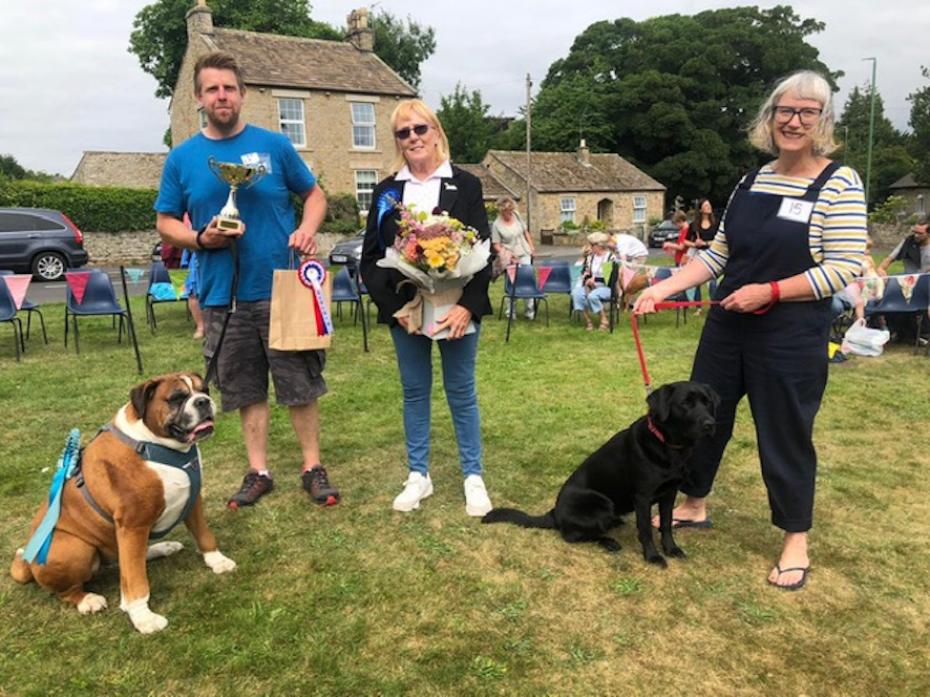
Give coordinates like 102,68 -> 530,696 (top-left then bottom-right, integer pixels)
772,106 -> 822,126
394,124 -> 431,140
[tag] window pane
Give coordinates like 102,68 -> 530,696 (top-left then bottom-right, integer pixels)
634,196 -> 646,208
356,169 -> 377,210
281,122 -> 304,146
353,125 -> 374,148
351,103 -> 375,125
560,197 -> 575,212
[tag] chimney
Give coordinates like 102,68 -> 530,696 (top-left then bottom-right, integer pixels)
346,8 -> 374,52
186,1 -> 214,42
577,139 -> 590,166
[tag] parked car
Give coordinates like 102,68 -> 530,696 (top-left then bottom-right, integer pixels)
648,220 -> 681,248
0,207 -> 89,281
328,229 -> 365,267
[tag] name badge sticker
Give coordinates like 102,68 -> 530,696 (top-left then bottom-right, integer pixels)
777,197 -> 814,223
241,152 -> 273,174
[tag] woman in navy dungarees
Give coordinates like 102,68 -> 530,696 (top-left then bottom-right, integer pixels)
634,71 -> 867,591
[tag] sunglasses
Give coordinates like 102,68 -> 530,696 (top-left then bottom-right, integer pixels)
394,124 -> 431,140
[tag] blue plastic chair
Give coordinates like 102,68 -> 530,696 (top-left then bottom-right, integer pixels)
651,266 -> 697,328
0,277 -> 24,361
867,274 -> 930,353
64,270 -> 129,354
537,261 -> 573,317
0,269 -> 47,344
331,267 -> 363,325
499,264 -> 549,326
145,260 -> 188,331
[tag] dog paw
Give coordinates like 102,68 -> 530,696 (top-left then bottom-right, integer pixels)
146,541 -> 184,560
203,550 -> 236,574
77,593 -> 108,615
645,553 -> 668,568
664,546 -> 686,559
130,609 -> 169,634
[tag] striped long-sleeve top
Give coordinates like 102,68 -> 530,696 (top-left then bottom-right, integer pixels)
696,164 -> 868,299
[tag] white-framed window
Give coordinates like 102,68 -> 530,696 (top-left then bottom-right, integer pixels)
632,195 -> 647,224
355,170 -> 378,211
278,98 -> 306,147
351,102 -> 376,149
198,108 -> 207,129
560,197 -> 576,224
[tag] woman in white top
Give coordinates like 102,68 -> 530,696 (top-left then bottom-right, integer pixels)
491,196 -> 536,319
571,232 -> 615,331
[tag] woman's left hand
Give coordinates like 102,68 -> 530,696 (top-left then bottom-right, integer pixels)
433,304 -> 473,340
720,283 -> 776,313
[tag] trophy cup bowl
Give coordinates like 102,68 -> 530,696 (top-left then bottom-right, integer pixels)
208,157 -> 267,233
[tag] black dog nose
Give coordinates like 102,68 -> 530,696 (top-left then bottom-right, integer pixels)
193,395 -> 211,410
702,419 -> 716,434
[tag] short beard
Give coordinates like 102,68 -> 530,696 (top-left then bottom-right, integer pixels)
206,110 -> 240,136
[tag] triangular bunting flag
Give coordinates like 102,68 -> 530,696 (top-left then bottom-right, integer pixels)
124,268 -> 146,283
900,274 -> 918,302
65,271 -> 92,304
506,264 -> 517,285
169,270 -> 189,299
3,274 -> 32,310
621,266 -> 636,290
601,262 -> 615,287
537,266 -> 552,290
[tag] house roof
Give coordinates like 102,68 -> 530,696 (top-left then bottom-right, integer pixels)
485,150 -> 665,193
70,151 -> 167,189
456,164 -> 521,201
210,28 -> 417,97
889,173 -> 928,190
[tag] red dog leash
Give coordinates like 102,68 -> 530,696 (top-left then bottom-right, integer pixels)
630,300 -> 717,393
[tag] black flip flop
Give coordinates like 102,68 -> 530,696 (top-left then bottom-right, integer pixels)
671,517 -> 713,529
768,564 -> 810,591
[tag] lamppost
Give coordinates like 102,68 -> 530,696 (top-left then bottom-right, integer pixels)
862,57 -> 878,206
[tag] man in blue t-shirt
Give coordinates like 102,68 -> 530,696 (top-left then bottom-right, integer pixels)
155,51 -> 339,509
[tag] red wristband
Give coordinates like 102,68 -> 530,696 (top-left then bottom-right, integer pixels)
769,280 -> 781,303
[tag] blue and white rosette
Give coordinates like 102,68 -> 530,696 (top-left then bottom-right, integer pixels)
297,259 -> 333,335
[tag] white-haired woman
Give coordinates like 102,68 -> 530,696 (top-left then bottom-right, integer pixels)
635,71 -> 867,591
360,99 -> 494,517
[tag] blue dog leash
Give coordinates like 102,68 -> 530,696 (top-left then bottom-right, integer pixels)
22,429 -> 81,564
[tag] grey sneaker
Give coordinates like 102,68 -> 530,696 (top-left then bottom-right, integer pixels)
227,471 -> 274,509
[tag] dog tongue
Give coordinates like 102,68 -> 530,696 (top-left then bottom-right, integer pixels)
189,421 -> 214,441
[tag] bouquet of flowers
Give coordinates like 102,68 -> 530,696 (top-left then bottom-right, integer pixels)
377,203 -> 490,338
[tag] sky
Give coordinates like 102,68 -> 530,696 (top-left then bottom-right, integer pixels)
1,0 -> 927,176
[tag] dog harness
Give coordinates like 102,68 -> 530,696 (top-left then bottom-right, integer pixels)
74,424 -> 203,540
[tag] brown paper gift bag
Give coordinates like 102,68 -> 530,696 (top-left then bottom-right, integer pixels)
269,266 -> 333,350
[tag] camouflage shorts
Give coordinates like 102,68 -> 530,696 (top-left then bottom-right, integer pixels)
203,301 -> 327,412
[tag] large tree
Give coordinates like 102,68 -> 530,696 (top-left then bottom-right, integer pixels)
129,1 -> 434,99
500,6 -> 837,205
908,67 -> 930,186
835,85 -> 914,207
437,84 -> 494,163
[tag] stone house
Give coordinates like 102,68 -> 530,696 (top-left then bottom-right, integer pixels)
479,142 -> 665,242
888,173 -> 929,217
455,164 -> 521,204
71,152 -> 167,189
171,3 -> 416,211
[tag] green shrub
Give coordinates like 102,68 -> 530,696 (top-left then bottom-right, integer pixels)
293,191 -> 360,234
870,195 -> 907,224
0,179 -> 157,232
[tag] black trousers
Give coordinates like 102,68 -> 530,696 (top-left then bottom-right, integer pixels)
687,307 -> 829,532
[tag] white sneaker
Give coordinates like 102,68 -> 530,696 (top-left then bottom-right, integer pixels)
393,472 -> 433,512
524,310 -> 535,320
464,474 -> 492,517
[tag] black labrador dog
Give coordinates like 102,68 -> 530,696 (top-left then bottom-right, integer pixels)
482,381 -> 719,566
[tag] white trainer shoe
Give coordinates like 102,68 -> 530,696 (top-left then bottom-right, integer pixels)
393,472 -> 433,512
464,474 -> 493,517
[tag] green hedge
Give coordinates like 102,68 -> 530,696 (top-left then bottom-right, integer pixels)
0,178 -> 157,232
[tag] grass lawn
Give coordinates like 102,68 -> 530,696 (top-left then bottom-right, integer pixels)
1,281 -> 928,696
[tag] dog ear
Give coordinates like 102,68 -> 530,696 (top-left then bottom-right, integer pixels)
646,384 -> 673,422
129,379 -> 160,421
189,372 -> 209,395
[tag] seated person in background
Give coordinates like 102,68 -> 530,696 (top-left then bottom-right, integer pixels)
609,232 -> 649,309
876,217 -> 929,342
832,237 -> 879,324
571,232 -> 615,331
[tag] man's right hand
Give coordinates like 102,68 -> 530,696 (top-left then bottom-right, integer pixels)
199,217 -> 245,249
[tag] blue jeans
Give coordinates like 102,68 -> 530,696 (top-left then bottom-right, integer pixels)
572,284 -> 612,313
390,325 -> 483,477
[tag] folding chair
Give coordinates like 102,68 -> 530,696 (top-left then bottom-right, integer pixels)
0,277 -> 24,361
0,270 -> 47,344
64,270 -> 129,354
499,264 -> 549,327
537,260 -> 573,318
145,260 -> 188,331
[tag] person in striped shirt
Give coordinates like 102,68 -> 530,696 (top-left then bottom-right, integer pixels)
634,71 -> 867,591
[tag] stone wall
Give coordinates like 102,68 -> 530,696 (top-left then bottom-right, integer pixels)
83,230 -> 350,267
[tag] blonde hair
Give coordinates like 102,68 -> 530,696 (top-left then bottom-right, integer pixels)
497,196 -> 516,211
748,70 -> 838,156
390,99 -> 451,173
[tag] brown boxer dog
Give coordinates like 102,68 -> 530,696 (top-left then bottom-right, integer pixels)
10,372 -> 235,634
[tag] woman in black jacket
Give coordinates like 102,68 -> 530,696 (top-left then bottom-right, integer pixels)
360,99 -> 494,517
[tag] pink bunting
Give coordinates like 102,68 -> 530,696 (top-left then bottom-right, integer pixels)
65,271 -> 92,304
3,275 -> 32,310
537,266 -> 552,290
900,274 -> 918,302
621,267 -> 636,290
506,265 -> 517,284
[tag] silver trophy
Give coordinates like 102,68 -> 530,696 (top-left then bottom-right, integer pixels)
207,157 -> 267,233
